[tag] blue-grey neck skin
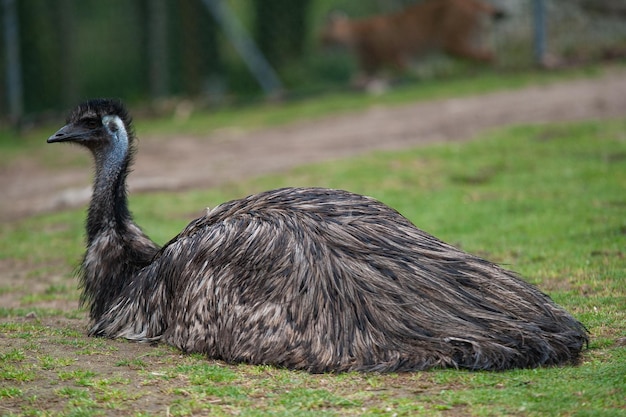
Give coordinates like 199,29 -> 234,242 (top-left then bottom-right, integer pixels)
88,114 -> 132,243
100,115 -> 129,181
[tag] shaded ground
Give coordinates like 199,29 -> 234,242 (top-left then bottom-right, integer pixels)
2,69 -> 626,222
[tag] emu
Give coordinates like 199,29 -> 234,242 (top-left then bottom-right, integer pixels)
47,98 -> 587,373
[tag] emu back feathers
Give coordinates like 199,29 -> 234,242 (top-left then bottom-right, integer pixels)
90,187 -> 588,372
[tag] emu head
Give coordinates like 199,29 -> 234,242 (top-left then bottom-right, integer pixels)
48,98 -> 134,155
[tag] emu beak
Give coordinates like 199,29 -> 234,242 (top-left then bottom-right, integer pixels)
47,123 -> 91,144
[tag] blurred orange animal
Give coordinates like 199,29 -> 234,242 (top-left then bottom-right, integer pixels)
321,0 -> 504,80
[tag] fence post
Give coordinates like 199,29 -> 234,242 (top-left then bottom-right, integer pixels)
532,0 -> 547,66
200,0 -> 283,97
3,0 -> 23,127
59,0 -> 78,109
148,0 -> 169,100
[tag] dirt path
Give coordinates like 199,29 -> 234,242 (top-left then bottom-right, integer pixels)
2,70 -> 625,222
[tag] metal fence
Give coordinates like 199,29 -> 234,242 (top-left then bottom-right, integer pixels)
2,0 -> 625,126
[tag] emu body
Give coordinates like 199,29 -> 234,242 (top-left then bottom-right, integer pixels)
48,98 -> 588,372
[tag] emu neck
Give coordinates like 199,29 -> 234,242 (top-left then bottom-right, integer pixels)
87,153 -> 132,242
81,128 -> 160,321
86,118 -> 134,244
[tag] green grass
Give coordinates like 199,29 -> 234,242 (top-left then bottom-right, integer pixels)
1,117 -> 625,416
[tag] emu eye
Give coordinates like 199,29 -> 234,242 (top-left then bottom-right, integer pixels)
107,121 -> 119,132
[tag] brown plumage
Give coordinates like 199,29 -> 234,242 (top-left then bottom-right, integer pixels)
47,98 -> 588,373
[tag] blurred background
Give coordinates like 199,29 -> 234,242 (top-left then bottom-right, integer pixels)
1,0 -> 626,127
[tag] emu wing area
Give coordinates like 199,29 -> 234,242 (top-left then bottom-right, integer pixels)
154,187 -> 586,372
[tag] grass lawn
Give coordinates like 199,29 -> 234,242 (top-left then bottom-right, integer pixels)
0,115 -> 625,414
